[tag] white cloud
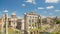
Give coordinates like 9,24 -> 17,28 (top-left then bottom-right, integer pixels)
46,6 -> 54,9
24,0 -> 36,4
4,10 -> 8,12
22,4 -> 26,7
45,0 -> 59,3
55,10 -> 60,12
38,7 -> 44,10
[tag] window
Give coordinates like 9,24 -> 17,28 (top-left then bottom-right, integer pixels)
29,19 -> 31,23
32,19 -> 34,22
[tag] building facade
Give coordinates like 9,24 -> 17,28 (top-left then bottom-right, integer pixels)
24,11 -> 41,34
17,18 -> 24,34
8,12 -> 17,28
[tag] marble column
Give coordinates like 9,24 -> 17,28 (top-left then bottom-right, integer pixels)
5,13 -> 8,34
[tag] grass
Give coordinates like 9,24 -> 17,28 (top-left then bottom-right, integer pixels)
8,27 -> 21,34
8,28 -> 14,34
29,28 -> 40,32
0,27 -> 21,34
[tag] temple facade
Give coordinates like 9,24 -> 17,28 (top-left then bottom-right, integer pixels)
8,12 -> 17,28
24,11 -> 41,34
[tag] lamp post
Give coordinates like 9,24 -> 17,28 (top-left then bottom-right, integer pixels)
4,10 -> 8,34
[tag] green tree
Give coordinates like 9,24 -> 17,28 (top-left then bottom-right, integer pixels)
56,20 -> 60,24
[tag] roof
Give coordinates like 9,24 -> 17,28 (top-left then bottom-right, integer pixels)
24,11 -> 40,16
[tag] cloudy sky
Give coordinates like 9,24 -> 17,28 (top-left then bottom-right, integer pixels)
0,0 -> 60,17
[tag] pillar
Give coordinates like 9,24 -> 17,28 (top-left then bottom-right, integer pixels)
5,13 -> 8,34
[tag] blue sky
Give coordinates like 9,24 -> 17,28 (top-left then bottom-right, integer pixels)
0,0 -> 60,17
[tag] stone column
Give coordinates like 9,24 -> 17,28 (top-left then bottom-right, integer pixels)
5,13 -> 8,34
1,18 -> 4,34
21,20 -> 24,34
